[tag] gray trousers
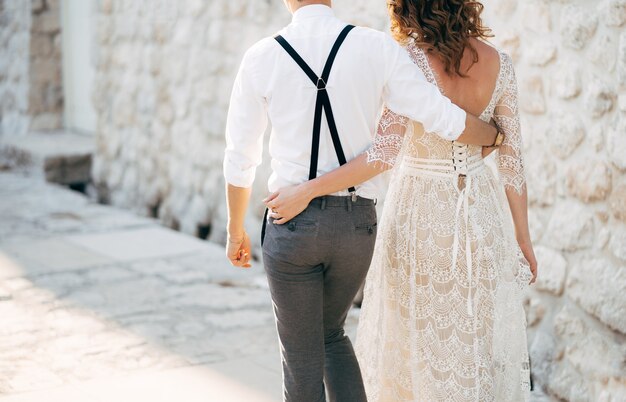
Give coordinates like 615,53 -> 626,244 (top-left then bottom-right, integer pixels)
262,196 -> 377,402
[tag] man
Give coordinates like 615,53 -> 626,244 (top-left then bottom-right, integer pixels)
223,1 -> 501,401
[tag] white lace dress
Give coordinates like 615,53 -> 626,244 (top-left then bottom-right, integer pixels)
355,43 -> 532,402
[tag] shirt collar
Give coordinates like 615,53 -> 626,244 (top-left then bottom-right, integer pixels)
292,4 -> 335,23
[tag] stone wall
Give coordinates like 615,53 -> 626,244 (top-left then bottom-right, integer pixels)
0,0 -> 63,137
91,0 -> 388,245
0,0 -> 31,136
28,0 -> 63,131
481,0 -> 626,400
91,1 -> 625,400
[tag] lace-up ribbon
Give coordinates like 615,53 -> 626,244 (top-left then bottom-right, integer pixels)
401,148 -> 485,316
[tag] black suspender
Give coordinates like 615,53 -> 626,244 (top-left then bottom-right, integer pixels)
261,26 -> 357,247
274,25 -> 357,196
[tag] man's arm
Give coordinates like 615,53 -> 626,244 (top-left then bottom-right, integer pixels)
223,48 -> 268,267
382,36 -> 497,146
226,184 -> 252,268
457,113 -> 498,145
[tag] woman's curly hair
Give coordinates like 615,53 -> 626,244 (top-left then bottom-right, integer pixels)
388,0 -> 493,77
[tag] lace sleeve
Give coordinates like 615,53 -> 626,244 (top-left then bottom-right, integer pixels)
366,108 -> 410,170
494,54 -> 526,194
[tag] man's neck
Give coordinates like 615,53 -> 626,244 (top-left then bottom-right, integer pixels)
289,1 -> 332,13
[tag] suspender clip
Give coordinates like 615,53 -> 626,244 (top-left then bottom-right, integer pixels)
316,77 -> 327,91
351,192 -> 357,203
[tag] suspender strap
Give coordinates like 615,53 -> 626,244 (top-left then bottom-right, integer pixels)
274,25 -> 357,195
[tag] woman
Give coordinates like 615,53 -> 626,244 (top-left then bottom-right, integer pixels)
265,1 -> 537,400
354,1 -> 537,400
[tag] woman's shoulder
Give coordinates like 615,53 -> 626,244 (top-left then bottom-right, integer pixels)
471,39 -> 504,65
472,39 -> 516,79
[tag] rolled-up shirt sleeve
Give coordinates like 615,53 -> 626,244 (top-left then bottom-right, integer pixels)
382,37 -> 466,141
223,50 -> 268,188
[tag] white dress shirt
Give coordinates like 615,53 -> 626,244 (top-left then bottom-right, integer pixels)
224,5 -> 466,199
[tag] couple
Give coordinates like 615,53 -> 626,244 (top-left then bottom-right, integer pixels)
224,0 -> 538,401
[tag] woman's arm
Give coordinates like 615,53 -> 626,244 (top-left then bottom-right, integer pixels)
494,54 -> 537,284
264,109 -> 408,224
265,109 -> 501,225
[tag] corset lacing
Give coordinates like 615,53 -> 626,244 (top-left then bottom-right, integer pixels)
400,142 -> 484,316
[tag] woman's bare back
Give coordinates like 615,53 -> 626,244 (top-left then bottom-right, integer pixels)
425,38 -> 501,118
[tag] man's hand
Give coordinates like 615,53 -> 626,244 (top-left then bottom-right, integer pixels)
226,231 -> 252,268
482,119 -> 502,158
264,183 -> 314,225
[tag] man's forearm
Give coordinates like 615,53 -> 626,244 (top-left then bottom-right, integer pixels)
226,184 -> 252,237
456,113 -> 498,146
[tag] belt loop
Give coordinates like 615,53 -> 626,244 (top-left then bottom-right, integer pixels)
347,196 -> 353,212
321,197 -> 327,210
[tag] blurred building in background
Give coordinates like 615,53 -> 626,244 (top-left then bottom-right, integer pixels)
0,0 -> 624,400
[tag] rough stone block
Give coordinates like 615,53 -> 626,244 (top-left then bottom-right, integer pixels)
566,160 -> 612,202
603,0 -> 626,27
609,228 -> 626,261
609,184 -> 626,222
546,113 -> 585,159
31,0 -> 45,13
585,79 -> 616,118
566,257 -> 626,334
30,112 -> 61,131
544,201 -> 594,252
548,360 -> 592,402
527,40 -> 556,66
524,294 -> 546,326
521,1 -> 551,33
607,117 -> 626,170
0,130 -> 94,185
560,5 -> 598,50
529,331 -> 557,392
100,0 -> 113,14
589,33 -> 617,72
30,33 -> 53,57
520,76 -> 546,115
32,12 -> 61,34
29,58 -> 61,85
552,305 -> 626,402
619,32 -> 626,89
552,62 -> 581,99
533,246 -> 567,295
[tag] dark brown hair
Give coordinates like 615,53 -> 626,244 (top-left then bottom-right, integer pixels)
388,0 -> 493,76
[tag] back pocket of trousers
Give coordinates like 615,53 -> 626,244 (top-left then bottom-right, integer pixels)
355,222 -> 377,236
264,219 -> 319,264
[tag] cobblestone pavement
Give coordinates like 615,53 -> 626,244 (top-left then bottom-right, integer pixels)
0,171 -> 301,401
0,172 -> 552,402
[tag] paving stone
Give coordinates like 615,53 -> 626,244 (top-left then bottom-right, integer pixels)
204,309 -> 274,331
64,277 -> 172,319
82,265 -> 139,284
64,227 -> 211,262
0,252 -> 27,280
3,360 -> 64,393
0,386 -> 99,402
74,365 -> 279,402
0,171 -> 347,400
0,238 -> 113,273
166,283 -> 271,311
